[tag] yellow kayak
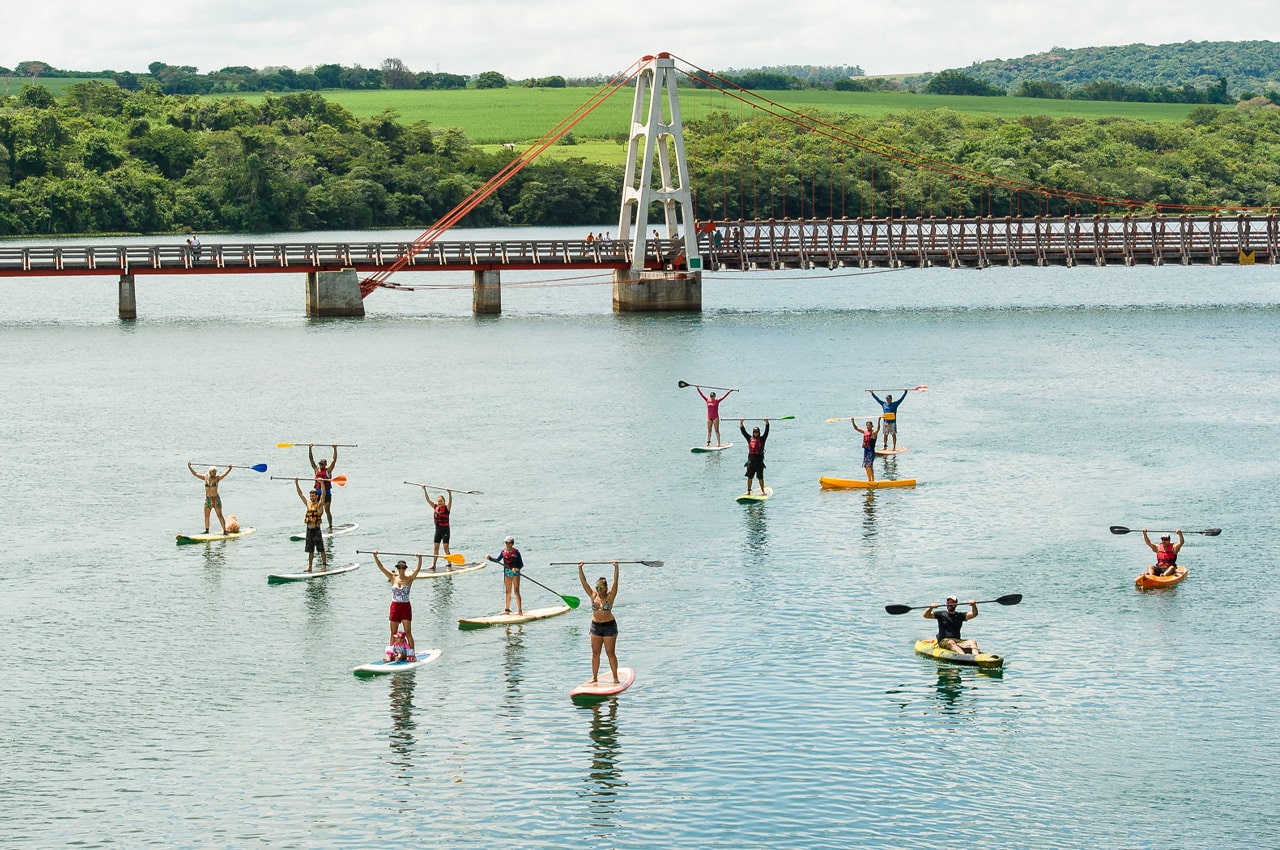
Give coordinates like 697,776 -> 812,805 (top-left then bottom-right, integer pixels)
914,638 -> 1004,669
819,477 -> 916,490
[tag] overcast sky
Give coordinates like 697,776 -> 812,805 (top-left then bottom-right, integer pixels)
8,0 -> 1277,78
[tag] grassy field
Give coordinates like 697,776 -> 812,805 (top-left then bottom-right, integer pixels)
4,76 -> 114,96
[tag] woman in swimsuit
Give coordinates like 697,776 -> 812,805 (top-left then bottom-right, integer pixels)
487,536 -> 523,615
854,417 -> 881,483
374,552 -> 423,655
187,463 -> 232,533
697,387 -> 734,447
578,560 -> 620,684
422,486 -> 453,569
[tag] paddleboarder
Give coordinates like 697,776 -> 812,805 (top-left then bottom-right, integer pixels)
855,418 -> 881,483
740,418 -> 770,495
487,536 -> 524,615
868,390 -> 907,450
1142,529 -> 1184,577
422,486 -> 453,569
698,386 -> 735,447
578,560 -> 620,685
308,443 -> 338,531
924,597 -> 980,655
374,552 -> 423,658
187,462 -> 232,534
295,480 -> 329,572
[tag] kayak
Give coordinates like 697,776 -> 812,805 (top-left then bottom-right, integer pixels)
875,447 -> 908,456
267,563 -> 360,583
353,648 -> 443,677
736,486 -> 773,503
289,522 -> 358,541
458,605 -> 572,630
1135,565 -> 1187,588
570,666 -> 636,703
915,638 -> 1004,669
819,477 -> 916,490
691,443 -> 733,453
414,561 -> 486,579
176,527 -> 256,544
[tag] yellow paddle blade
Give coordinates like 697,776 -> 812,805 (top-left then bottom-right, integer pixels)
276,442 -> 295,448
443,553 -> 466,565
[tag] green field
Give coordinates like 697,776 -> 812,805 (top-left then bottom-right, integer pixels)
5,76 -> 114,96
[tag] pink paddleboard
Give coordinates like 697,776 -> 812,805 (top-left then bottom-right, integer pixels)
570,666 -> 636,701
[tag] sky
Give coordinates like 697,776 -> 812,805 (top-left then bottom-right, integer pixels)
6,0 -> 1277,79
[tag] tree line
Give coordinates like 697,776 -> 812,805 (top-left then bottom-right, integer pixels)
924,70 -> 1237,105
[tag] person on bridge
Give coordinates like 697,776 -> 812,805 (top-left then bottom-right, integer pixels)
868,390 -> 907,451
1142,530 -> 1184,577
698,386 -> 735,446
187,463 -> 232,534
740,418 -> 770,495
309,444 -> 338,531
855,418 -> 882,483
421,486 -> 453,570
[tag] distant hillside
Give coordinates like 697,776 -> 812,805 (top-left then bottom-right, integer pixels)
957,41 -> 1280,97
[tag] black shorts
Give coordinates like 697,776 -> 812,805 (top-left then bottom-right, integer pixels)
304,526 -> 325,553
321,491 -> 332,504
745,457 -> 765,477
590,619 -> 619,638
434,526 -> 450,544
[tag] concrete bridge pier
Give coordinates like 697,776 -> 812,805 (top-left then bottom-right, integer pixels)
473,270 -> 501,314
306,268 -> 365,318
119,274 -> 137,320
612,269 -> 702,312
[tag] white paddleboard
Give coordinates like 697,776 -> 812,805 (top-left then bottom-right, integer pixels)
353,647 -> 443,676
289,522 -> 358,541
875,447 -> 909,456
458,605 -> 572,630
691,443 -> 733,453
176,527 -> 256,544
736,486 -> 774,503
570,666 -> 636,702
267,562 -> 360,583
414,561 -> 486,579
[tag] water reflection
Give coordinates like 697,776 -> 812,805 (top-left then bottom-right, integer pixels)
199,542 -> 228,582
578,699 -> 626,831
742,504 -> 770,563
501,626 -> 526,719
303,575 -> 331,620
387,672 -> 418,773
931,664 -> 1003,715
862,491 -> 878,542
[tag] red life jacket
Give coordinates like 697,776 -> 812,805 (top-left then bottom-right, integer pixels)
502,548 -> 520,568
1156,542 -> 1176,566
434,504 -> 450,527
314,467 -> 331,493
862,430 -> 875,449
748,436 -> 763,455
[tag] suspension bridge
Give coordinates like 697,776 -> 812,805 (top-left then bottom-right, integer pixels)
2,53 -> 1274,319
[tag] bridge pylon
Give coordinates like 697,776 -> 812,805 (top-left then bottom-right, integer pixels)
613,53 -> 701,312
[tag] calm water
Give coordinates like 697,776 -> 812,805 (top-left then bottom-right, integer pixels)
2,227 -> 1277,848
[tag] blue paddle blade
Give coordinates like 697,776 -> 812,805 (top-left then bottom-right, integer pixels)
251,463 -> 268,473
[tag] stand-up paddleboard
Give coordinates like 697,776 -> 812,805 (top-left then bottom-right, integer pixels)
176,527 -> 256,544
1135,565 -> 1187,588
414,561 -> 485,579
691,443 -> 733,453
267,563 -> 360,583
736,486 -> 774,503
875,447 -> 909,456
914,638 -> 1004,669
353,647 -> 443,677
819,477 -> 916,490
289,522 -> 358,541
458,605 -> 572,630
570,666 -> 636,702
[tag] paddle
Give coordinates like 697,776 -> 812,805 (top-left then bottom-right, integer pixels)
1109,526 -> 1222,536
356,550 -> 466,565
885,594 -> 1023,615
824,416 -> 881,423
194,462 -> 268,473
549,560 -> 665,567
488,561 -> 580,608
404,481 -> 483,495
867,386 -> 928,393
740,416 -> 795,421
270,475 -> 347,486
678,380 -> 735,392
276,442 -> 359,448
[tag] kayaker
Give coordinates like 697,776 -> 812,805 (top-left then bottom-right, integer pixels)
187,463 -> 232,534
422,486 -> 453,569
487,536 -> 524,616
578,560 -> 620,685
308,443 -> 338,531
924,597 -> 980,655
855,418 -> 881,483
1142,530 -> 1184,577
868,390 -> 907,450
740,418 -> 770,495
698,386 -> 735,446
374,553 -> 423,657
295,481 -> 329,572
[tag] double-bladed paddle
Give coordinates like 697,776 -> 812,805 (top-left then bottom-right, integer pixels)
193,462 -> 268,473
885,594 -> 1023,615
271,475 -> 347,486
356,550 -> 466,565
549,560 -> 665,567
276,442 -> 359,448
678,380 -> 735,392
404,481 -> 483,495
1109,526 -> 1221,536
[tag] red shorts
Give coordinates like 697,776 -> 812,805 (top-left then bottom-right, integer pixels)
389,601 -> 412,622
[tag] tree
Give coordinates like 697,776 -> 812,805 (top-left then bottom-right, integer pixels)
381,58 -> 416,90
473,71 -> 507,89
924,71 -> 1005,97
1013,80 -> 1066,99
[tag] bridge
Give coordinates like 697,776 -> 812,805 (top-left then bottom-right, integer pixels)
3,53 -> 1275,319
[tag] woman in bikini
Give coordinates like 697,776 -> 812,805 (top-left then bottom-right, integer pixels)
373,552 -> 423,656
578,560 -> 620,684
187,463 -> 232,533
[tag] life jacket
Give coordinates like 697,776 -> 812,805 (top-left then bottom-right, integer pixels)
862,430 -> 875,449
434,504 -> 450,527
1156,542 -> 1176,566
305,503 -> 323,525
502,548 -> 520,568
315,467 -> 331,492
748,436 -> 763,455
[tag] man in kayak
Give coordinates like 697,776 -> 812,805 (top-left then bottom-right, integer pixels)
868,389 -> 907,451
698,386 -> 735,447
1142,530 -> 1184,576
855,418 -> 881,483
924,597 -> 980,655
309,444 -> 338,531
740,418 -> 769,495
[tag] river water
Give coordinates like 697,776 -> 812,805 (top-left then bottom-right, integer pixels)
1,226 -> 1277,848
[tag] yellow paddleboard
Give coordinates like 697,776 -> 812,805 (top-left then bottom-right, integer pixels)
819,477 -> 916,490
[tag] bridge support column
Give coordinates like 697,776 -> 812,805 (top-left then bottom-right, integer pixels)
613,269 -> 701,312
306,268 -> 365,318
118,274 -> 137,320
473,270 -> 501,314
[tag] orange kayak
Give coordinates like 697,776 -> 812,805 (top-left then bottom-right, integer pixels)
1135,565 -> 1187,588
